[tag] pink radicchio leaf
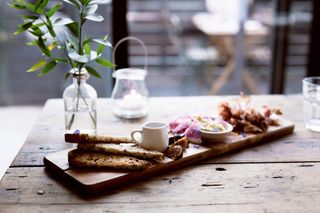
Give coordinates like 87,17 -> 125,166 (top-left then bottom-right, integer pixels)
185,122 -> 202,144
169,116 -> 193,134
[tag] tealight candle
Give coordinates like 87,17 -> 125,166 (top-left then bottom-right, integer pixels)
118,89 -> 145,110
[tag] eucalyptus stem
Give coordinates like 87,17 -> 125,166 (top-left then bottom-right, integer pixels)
11,0 -> 113,133
79,89 -> 96,124
78,7 -> 84,70
66,74 -> 97,131
66,9 -> 96,131
76,76 -> 81,110
66,8 -> 96,131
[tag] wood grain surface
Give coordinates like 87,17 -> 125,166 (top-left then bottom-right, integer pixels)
1,163 -> 320,212
1,95 -> 320,212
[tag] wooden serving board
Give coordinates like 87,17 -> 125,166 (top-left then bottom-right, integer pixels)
44,119 -> 294,194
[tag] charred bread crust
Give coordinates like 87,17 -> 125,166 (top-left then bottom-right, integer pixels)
77,143 -> 165,161
65,133 -> 134,144
68,149 -> 152,170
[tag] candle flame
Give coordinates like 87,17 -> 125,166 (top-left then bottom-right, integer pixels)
130,89 -> 137,95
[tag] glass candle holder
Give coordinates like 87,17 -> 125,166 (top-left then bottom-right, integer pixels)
111,68 -> 149,119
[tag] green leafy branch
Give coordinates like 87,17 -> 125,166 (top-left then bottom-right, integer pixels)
9,0 -> 115,78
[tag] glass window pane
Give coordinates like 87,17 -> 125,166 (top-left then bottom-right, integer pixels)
127,0 -> 313,96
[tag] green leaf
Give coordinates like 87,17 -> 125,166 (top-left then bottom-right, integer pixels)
47,2 -> 62,17
23,1 -> 36,12
42,0 -> 49,8
34,0 -> 48,14
47,26 -> 57,38
42,16 -> 56,38
29,23 -> 46,36
53,17 -> 74,26
83,4 -> 98,16
34,0 -> 43,13
84,14 -> 104,22
28,27 -> 45,37
48,42 -> 57,51
66,42 -> 97,63
97,34 -> 108,55
38,61 -> 57,76
22,15 -> 39,20
27,59 -> 46,72
89,50 -> 98,61
65,33 -> 79,53
37,37 -> 51,57
80,0 -> 90,5
64,72 -> 71,81
13,0 -> 25,4
14,22 -> 33,35
26,40 -> 38,46
68,51 -> 90,63
97,44 -> 104,56
69,53 -> 90,63
88,0 -> 111,5
46,14 -> 53,26
8,3 -> 26,10
10,0 -> 36,12
62,0 -> 81,10
53,58 -> 68,63
85,66 -> 101,78
31,22 -> 46,28
84,37 -> 112,56
66,22 -> 79,37
96,58 -> 115,68
92,38 -> 112,48
28,23 -> 47,37
83,38 -> 91,55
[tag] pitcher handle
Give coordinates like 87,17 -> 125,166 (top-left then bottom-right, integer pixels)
112,36 -> 148,72
131,130 -> 143,145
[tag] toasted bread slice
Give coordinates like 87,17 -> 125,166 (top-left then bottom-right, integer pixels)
77,143 -> 164,161
68,149 -> 152,170
65,133 -> 134,144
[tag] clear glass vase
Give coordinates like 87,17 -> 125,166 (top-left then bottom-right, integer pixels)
63,68 -> 97,134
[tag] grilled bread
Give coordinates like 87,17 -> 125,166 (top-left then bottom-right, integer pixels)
65,133 -> 134,144
68,149 -> 152,170
77,143 -> 164,161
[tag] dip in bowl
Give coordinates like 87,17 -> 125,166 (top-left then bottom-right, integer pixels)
195,116 -> 233,142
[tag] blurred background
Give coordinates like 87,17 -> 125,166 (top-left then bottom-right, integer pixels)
0,0 -> 318,106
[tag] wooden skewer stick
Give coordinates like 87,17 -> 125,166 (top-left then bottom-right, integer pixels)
65,133 -> 135,144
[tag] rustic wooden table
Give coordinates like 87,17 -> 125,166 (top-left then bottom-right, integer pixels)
1,95 -> 320,212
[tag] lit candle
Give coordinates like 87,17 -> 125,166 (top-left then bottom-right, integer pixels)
118,89 -> 145,110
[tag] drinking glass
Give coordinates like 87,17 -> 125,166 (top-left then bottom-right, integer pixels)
303,77 -> 320,132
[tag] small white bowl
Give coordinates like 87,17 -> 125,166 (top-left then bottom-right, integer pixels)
200,122 -> 233,142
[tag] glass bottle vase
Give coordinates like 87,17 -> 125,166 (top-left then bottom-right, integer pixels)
63,68 -> 97,134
